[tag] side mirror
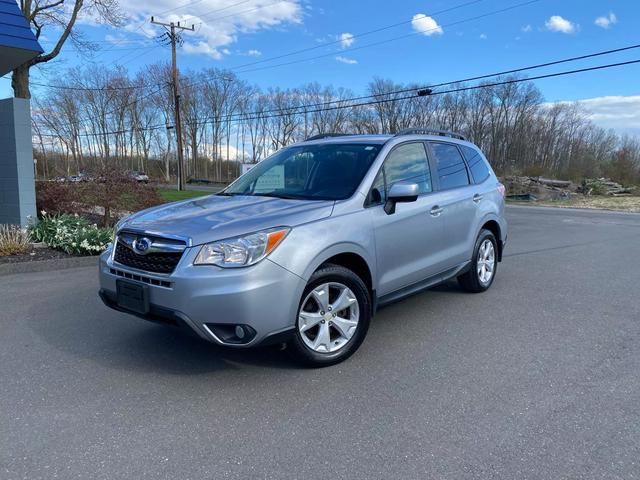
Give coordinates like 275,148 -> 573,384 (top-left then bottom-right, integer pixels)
384,182 -> 419,215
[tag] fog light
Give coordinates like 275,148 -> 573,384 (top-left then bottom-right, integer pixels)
235,325 -> 245,339
204,323 -> 257,344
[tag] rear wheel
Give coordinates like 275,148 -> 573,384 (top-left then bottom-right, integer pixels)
457,229 -> 498,293
289,264 -> 371,367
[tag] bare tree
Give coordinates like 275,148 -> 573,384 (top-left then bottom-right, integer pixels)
11,0 -> 122,99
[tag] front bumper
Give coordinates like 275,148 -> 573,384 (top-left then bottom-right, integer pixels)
98,246 -> 305,347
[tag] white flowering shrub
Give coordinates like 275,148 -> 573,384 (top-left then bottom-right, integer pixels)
30,212 -> 112,256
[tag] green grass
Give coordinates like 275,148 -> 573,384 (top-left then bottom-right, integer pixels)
158,189 -> 210,203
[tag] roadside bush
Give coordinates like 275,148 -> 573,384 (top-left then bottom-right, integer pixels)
0,225 -> 31,256
36,181 -> 84,216
30,213 -> 112,256
36,168 -> 162,227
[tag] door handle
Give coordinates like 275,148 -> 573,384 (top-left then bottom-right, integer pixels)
473,194 -> 483,203
430,206 -> 443,217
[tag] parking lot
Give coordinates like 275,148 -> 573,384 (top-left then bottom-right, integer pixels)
1,206 -> 639,479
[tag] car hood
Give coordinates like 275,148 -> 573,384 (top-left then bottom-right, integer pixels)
120,194 -> 335,245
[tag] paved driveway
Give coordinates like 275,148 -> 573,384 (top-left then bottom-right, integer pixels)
1,206 -> 639,479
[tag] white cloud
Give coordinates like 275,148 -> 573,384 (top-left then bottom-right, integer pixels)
103,1 -> 303,59
339,32 -> 354,48
247,49 -> 262,57
595,12 -> 617,29
479,33 -> 487,40
545,15 -> 576,34
104,33 -> 132,46
183,41 -> 223,59
521,24 -> 532,33
335,55 -> 357,65
411,14 -> 443,36
552,96 -> 640,136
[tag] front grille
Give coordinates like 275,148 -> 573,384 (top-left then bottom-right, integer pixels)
114,241 -> 183,274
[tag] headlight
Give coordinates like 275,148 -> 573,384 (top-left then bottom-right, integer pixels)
194,227 -> 290,268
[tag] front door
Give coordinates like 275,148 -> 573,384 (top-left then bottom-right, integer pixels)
368,142 -> 449,297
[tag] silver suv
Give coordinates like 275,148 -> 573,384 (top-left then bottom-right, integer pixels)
99,129 -> 507,366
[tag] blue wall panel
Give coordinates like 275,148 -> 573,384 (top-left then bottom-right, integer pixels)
0,0 -> 43,75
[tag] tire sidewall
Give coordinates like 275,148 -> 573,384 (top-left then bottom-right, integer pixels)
291,265 -> 371,366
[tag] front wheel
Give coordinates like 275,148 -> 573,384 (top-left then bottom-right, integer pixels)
457,229 -> 498,293
289,264 -> 371,367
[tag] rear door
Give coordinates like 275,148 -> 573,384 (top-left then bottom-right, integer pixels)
427,142 -> 478,267
368,142 -> 449,296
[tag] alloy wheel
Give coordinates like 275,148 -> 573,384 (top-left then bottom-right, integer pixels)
476,239 -> 496,285
298,282 -> 360,353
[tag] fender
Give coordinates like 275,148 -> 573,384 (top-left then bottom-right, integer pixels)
300,241 -> 376,284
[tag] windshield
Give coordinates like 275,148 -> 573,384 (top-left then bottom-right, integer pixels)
223,143 -> 382,200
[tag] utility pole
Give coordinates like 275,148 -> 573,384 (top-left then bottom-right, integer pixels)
151,16 -> 194,191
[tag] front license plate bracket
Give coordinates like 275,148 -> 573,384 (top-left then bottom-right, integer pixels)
116,280 -> 150,315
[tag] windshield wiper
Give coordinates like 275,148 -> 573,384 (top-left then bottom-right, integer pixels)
252,192 -> 306,200
216,191 -> 240,196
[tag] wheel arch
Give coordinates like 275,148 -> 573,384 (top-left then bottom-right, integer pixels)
302,244 -> 375,297
478,218 -> 503,261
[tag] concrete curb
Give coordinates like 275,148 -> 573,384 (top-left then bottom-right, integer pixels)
0,255 -> 98,276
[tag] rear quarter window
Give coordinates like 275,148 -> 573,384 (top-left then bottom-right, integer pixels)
461,145 -> 491,184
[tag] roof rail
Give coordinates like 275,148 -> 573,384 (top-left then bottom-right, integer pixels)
305,133 -> 350,141
394,128 -> 466,141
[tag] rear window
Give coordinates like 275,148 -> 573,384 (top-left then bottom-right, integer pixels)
430,142 -> 470,190
461,146 -> 490,184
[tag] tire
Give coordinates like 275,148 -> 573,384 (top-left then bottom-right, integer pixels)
457,229 -> 498,293
289,264 -> 371,367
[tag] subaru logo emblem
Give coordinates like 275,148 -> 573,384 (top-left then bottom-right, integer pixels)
132,237 -> 152,255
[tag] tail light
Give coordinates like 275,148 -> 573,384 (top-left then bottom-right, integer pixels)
497,183 -> 506,198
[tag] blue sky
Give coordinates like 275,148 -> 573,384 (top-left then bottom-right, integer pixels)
2,0 -> 639,132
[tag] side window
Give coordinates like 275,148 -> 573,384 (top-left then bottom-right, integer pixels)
461,145 -> 490,184
370,143 -> 432,204
431,142 -> 470,190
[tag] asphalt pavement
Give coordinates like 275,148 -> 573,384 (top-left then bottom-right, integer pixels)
1,206 -> 639,479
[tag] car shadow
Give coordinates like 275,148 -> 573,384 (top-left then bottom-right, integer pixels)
27,294 -> 302,375
27,277 -> 466,375
113,324 -> 301,373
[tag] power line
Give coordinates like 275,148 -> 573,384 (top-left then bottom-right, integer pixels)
25,0 -> 493,92
186,59 -> 640,125
181,0 -> 542,90
181,0 -> 255,24
30,79 -> 154,91
38,57 -> 640,138
217,42 -> 640,119
234,0 -> 542,75
209,0 -> 487,71
107,0 -> 257,48
37,41 -> 640,131
187,0 -> 288,25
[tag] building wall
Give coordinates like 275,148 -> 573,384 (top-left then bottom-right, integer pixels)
0,97 -> 36,226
